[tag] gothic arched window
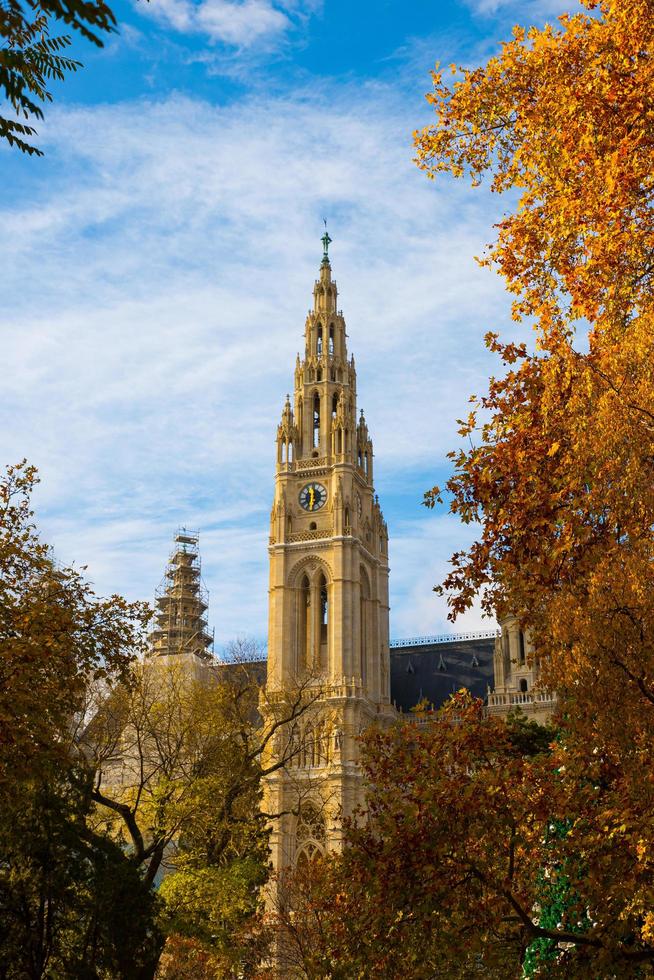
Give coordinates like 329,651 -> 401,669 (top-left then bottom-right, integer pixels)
319,575 -> 328,652
299,575 -> 311,669
359,567 -> 370,685
519,630 -> 526,665
313,393 -> 320,449
296,802 -> 325,862
317,325 -> 323,355
329,324 -> 334,355
296,842 -> 322,871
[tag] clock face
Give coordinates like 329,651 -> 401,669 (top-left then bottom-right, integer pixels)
299,482 -> 327,512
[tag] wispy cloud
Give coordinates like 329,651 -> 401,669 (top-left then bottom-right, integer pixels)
140,0 -> 318,47
1,82 -> 509,641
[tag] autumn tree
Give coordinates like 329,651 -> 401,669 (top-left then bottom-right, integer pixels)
270,694 -> 654,978
0,461 -> 159,976
405,0 -> 654,971
84,643 -> 322,977
0,459 -> 150,796
269,696 -> 555,979
0,773 -> 159,979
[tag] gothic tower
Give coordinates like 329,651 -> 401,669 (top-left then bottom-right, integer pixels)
263,234 -> 395,874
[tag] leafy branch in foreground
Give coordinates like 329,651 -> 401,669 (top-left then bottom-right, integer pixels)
0,0 -> 116,155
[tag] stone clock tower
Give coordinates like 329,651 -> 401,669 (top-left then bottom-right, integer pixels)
263,234 -> 395,876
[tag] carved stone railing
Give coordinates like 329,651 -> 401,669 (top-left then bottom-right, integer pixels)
297,456 -> 327,470
486,691 -> 557,713
288,528 -> 332,543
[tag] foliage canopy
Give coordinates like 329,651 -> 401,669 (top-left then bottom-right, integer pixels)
406,0 -> 654,972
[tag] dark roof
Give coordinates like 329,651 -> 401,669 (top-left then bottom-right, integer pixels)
389,638 -> 495,714
210,639 -> 496,716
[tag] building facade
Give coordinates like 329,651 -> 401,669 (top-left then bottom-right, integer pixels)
262,236 -> 396,873
487,614 -> 556,723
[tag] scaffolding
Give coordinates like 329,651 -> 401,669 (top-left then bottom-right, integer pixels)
150,529 -> 214,659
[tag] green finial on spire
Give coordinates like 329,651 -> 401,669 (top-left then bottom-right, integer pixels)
321,218 -> 332,263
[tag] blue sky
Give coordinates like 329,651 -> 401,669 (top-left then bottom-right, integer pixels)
1,0 -> 573,650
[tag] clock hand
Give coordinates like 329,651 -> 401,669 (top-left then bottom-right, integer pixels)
309,487 -> 315,510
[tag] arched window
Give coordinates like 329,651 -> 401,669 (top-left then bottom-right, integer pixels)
519,630 -> 526,665
296,803 -> 325,854
288,440 -> 294,463
313,393 -> 320,449
317,325 -> 323,355
332,393 -> 338,418
344,506 -> 350,529
301,723 -> 312,768
319,575 -> 328,643
317,368 -> 322,382
519,678 -> 528,693
360,568 -> 370,684
296,845 -> 319,870
299,576 -> 311,669
329,324 -> 334,355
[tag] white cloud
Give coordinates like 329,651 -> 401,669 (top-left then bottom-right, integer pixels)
198,0 -> 287,44
0,83 -> 511,642
140,0 -> 316,47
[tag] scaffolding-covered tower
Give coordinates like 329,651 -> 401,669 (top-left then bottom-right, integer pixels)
150,530 -> 214,661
